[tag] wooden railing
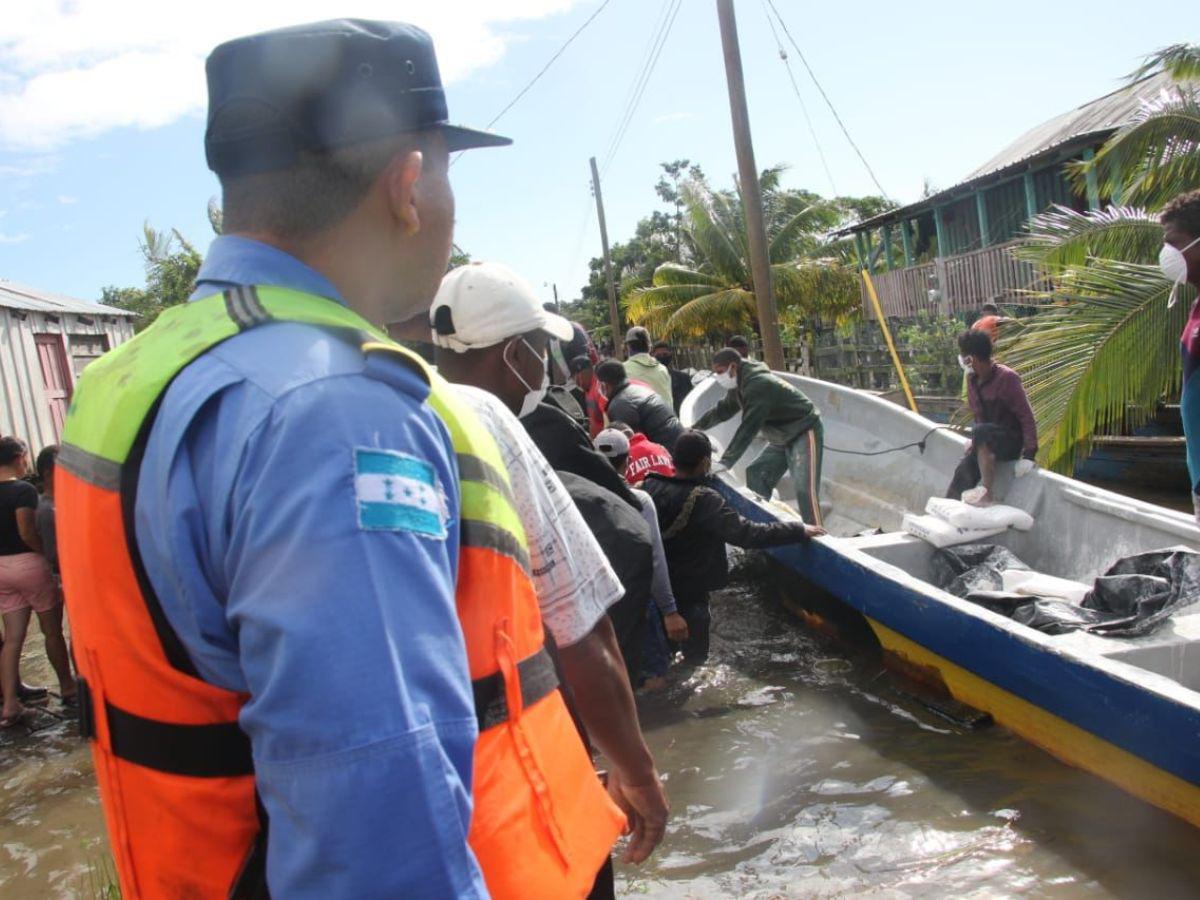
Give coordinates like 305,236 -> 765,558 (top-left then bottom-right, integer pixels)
862,240 -> 1039,318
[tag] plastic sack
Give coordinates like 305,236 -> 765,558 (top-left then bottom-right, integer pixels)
931,544 -> 1030,597
1079,548 -> 1200,636
902,513 -> 1006,549
1000,569 -> 1091,604
925,497 -> 1034,532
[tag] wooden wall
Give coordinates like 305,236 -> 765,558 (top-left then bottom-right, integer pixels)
0,307 -> 134,452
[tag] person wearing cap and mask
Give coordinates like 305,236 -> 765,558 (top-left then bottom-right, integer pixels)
693,348 -> 825,525
595,429 -> 688,691
55,20 -> 623,899
643,431 -> 825,664
623,326 -> 674,407
1161,190 -> 1200,523
430,262 -> 670,880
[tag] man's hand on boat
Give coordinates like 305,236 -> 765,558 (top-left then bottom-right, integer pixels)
664,612 -> 690,642
1015,458 -> 1036,478
710,461 -> 729,476
803,524 -> 827,539
606,769 -> 670,864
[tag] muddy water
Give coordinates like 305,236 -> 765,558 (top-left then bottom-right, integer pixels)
4,567 -> 1200,898
618,563 -> 1200,898
0,620 -> 108,899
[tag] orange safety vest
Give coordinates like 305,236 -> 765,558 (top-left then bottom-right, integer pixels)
58,286 -> 624,898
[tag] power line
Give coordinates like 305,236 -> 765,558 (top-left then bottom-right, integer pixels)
765,0 -> 889,199
600,0 -> 683,176
451,0 -> 613,165
760,0 -> 837,196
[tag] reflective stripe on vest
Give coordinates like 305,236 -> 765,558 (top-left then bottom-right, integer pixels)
59,286 -> 623,899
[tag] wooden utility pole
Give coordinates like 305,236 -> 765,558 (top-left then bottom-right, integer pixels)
716,0 -> 785,371
589,156 -> 622,350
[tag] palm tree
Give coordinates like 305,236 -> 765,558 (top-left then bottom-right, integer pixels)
624,169 -> 860,339
1005,44 -> 1200,474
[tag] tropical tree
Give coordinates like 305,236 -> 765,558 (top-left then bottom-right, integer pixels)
624,167 -> 868,339
1005,43 -> 1200,474
101,224 -> 202,330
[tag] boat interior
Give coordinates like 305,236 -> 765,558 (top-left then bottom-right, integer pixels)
682,372 -> 1200,694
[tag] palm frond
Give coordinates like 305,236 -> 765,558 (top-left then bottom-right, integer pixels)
1001,259 -> 1190,474
1129,44 -> 1200,84
681,181 -> 749,285
1016,205 -> 1162,269
661,288 -> 756,338
1078,89 -> 1200,207
625,281 -> 727,334
649,263 -> 728,289
768,204 -> 827,263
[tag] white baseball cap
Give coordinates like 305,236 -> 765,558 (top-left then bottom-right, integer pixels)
594,428 -> 630,458
430,261 -> 574,352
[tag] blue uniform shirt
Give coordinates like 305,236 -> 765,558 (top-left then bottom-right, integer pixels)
135,236 -> 486,897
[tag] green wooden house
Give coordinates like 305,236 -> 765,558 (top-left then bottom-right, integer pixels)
838,71 -> 1174,318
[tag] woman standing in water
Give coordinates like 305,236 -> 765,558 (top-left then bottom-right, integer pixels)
0,437 -> 74,726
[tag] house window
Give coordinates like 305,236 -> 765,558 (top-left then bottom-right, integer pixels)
68,334 -> 110,377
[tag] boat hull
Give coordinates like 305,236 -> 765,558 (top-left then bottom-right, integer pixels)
685,372 -> 1200,829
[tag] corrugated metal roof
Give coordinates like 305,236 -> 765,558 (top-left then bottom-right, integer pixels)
0,279 -> 137,316
841,71 -> 1178,235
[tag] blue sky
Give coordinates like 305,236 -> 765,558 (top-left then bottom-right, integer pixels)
0,1 -> 1190,307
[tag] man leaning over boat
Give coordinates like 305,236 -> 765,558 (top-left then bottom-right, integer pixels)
692,347 -> 825,525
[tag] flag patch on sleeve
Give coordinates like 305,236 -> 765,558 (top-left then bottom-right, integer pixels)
355,448 -> 449,539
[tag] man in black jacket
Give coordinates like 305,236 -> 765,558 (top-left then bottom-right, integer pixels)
596,359 -> 684,452
643,430 -> 824,663
651,341 -> 694,414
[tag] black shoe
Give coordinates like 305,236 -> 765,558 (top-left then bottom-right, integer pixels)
17,684 -> 49,703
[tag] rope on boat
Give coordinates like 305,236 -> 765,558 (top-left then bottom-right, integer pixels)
824,425 -> 955,457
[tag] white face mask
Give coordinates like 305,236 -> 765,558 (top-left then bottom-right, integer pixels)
714,369 -> 737,390
1161,236 -> 1200,307
506,337 -> 549,418
957,354 -> 972,373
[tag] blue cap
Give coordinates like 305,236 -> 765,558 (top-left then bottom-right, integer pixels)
205,19 -> 511,177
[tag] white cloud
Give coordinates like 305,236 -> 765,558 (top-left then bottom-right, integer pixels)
57,194 -> 77,204
653,111 -> 694,125
0,1 -> 585,151
0,232 -> 30,244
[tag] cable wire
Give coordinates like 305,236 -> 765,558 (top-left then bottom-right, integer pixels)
764,0 -> 889,199
824,425 -> 955,456
450,0 -> 613,166
600,0 -> 683,176
760,0 -> 837,196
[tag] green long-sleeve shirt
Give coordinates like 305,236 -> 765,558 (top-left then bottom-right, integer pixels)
693,359 -> 820,466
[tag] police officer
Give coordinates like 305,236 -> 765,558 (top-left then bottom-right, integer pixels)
57,20 -> 622,898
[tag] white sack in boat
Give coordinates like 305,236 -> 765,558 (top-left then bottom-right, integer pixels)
925,497 -> 1034,532
901,513 -> 1007,548
1000,569 -> 1091,604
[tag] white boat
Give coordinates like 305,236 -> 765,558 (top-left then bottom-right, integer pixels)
682,371 -> 1200,828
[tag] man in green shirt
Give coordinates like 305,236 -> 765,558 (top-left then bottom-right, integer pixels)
623,326 -> 674,408
693,348 -> 824,525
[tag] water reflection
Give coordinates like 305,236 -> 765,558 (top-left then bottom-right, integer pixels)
619,561 -> 1200,898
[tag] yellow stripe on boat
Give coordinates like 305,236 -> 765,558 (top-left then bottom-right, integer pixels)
867,618 -> 1200,829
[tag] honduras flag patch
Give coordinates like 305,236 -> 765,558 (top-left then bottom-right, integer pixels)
355,448 -> 449,539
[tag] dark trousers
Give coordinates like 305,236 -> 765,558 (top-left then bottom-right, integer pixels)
946,424 -> 1022,499
673,590 -> 711,663
641,602 -> 671,681
587,857 -> 615,900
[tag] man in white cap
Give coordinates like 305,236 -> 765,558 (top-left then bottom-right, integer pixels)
430,261 -> 669,874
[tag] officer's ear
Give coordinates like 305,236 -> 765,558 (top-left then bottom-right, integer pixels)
385,150 -> 424,237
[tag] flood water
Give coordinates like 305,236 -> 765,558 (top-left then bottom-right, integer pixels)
618,559 -> 1200,898
4,563 -> 1200,897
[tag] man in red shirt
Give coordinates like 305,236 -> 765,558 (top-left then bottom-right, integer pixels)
571,355 -> 608,438
608,423 -> 675,484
